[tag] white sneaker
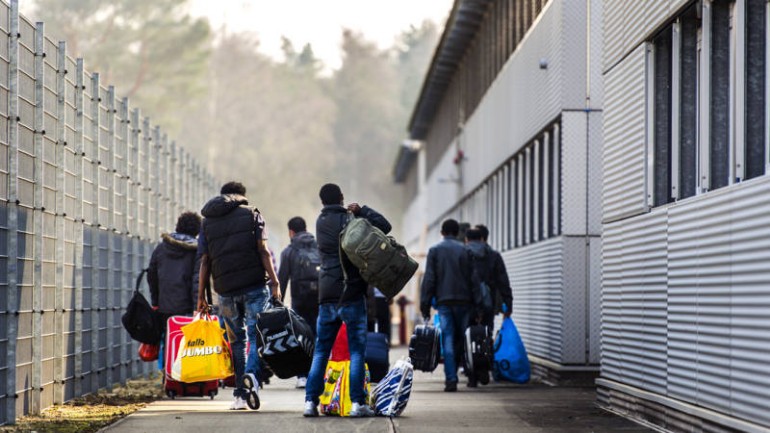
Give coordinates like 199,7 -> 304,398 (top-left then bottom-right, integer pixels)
296,377 -> 307,388
349,402 -> 375,417
303,400 -> 319,417
229,396 -> 247,410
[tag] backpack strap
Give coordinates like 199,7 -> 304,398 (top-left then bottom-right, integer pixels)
337,212 -> 355,307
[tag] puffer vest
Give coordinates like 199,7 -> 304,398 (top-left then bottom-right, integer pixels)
203,206 -> 266,294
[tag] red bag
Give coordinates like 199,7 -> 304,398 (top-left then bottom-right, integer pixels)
330,324 -> 349,361
138,342 -> 160,362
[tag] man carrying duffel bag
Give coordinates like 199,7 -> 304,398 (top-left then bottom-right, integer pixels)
303,183 -> 391,418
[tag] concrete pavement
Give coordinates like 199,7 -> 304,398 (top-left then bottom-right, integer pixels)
101,348 -> 651,433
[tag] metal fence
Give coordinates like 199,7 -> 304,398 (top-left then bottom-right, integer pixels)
0,0 -> 217,424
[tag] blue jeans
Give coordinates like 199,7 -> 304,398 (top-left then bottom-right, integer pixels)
437,304 -> 472,383
219,286 -> 270,398
305,298 -> 368,406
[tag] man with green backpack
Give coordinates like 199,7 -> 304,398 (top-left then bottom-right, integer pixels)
303,183 -> 392,418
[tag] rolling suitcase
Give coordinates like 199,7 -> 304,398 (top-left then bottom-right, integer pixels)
408,324 -> 440,372
163,315 -> 219,399
366,324 -> 390,383
464,324 -> 493,383
256,299 -> 315,379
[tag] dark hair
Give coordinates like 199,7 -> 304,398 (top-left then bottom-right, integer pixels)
475,224 -> 489,242
457,222 -> 471,242
441,219 -> 460,237
465,228 -> 483,241
221,181 -> 246,195
175,211 -> 202,237
288,216 -> 306,233
319,183 -> 343,205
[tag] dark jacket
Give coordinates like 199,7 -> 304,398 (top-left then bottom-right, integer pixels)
420,236 -> 476,316
466,241 -> 513,314
201,194 -> 266,295
316,204 -> 391,305
278,231 -> 319,308
148,232 -> 200,315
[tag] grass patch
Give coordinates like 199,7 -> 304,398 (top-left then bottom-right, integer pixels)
1,374 -> 164,433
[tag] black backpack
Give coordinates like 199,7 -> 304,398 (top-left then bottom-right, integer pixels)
121,269 -> 162,345
291,238 -> 320,283
469,247 -> 494,314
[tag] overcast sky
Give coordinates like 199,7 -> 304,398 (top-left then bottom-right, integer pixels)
189,0 -> 453,70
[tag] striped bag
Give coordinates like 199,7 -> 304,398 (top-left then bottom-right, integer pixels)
371,358 -> 414,417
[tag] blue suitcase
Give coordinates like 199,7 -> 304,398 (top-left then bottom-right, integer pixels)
366,330 -> 390,382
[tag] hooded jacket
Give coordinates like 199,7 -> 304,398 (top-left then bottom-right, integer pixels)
466,241 -> 513,314
201,194 -> 266,295
278,231 -> 319,307
316,204 -> 391,305
148,232 -> 200,315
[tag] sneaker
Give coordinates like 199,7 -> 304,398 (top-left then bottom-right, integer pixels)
296,377 -> 307,389
242,372 -> 258,391
444,380 -> 458,392
303,400 -> 319,417
349,402 -> 375,417
229,396 -> 248,410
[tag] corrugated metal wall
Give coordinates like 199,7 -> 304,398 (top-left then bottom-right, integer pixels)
400,0 -> 604,373
601,2 -> 770,428
601,177 -> 770,429
0,1 -> 217,425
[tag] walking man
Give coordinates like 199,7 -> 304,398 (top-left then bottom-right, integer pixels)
420,219 -> 476,392
197,181 -> 281,411
474,224 -> 513,325
303,183 -> 391,417
278,216 -> 320,388
464,227 -> 512,386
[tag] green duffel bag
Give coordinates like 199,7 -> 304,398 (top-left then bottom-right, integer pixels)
340,217 -> 419,299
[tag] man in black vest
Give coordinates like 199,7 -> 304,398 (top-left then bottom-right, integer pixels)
278,216 -> 320,389
197,181 -> 280,411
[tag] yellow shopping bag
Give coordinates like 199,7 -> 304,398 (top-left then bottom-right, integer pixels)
319,324 -> 371,416
171,314 -> 234,382
319,360 -> 371,416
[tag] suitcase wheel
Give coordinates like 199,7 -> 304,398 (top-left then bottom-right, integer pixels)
246,390 -> 260,410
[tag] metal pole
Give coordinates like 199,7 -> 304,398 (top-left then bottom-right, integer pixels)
53,39 -> 66,406
5,0 -> 20,421
105,85 -> 116,389
72,57 -> 84,399
31,20 -> 44,415
89,71 -> 100,394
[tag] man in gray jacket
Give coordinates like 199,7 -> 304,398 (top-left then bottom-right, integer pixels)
420,219 -> 476,392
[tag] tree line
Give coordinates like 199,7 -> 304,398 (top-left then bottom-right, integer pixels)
27,0 -> 439,246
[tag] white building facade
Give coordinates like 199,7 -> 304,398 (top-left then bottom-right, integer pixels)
394,0 -> 603,383
599,0 -> 770,431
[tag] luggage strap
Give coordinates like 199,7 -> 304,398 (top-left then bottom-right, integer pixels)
134,268 -> 149,294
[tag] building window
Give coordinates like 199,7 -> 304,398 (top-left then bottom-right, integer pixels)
649,0 -> 769,207
455,119 -> 561,251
